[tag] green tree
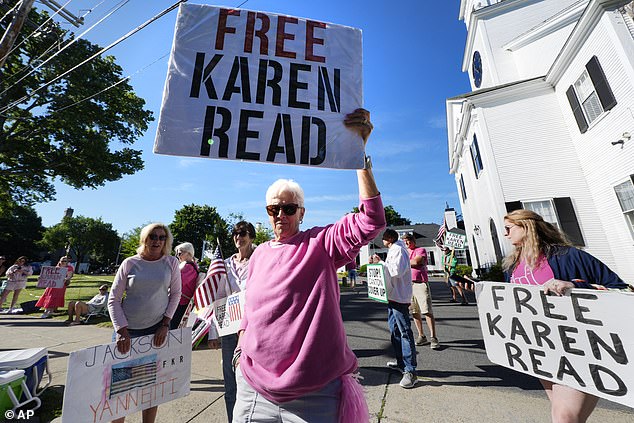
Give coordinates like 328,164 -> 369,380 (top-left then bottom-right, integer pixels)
0,204 -> 44,259
0,4 -> 153,209
254,225 -> 273,245
118,224 -> 146,262
169,205 -> 232,258
40,216 -> 119,269
351,205 -> 411,226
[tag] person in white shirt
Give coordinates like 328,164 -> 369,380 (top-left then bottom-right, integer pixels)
378,229 -> 418,389
66,284 -> 109,325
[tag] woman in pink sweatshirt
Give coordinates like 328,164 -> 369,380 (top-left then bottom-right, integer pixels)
233,109 -> 385,423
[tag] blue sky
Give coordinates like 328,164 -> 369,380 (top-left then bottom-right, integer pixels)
34,0 -> 470,236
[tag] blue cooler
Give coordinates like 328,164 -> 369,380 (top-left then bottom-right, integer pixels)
0,348 -> 51,398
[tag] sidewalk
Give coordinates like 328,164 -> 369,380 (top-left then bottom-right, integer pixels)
1,313 -> 633,422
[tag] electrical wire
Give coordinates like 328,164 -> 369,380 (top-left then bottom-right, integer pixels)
0,0 -> 20,23
0,0 -> 74,63
0,0 -> 185,115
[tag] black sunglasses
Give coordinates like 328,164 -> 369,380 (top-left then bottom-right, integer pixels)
266,204 -> 302,217
149,234 -> 167,241
233,230 -> 249,237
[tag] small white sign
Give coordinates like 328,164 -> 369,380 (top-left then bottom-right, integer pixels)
62,328 -> 192,423
36,266 -> 67,288
476,282 -> 634,408
154,4 -> 364,169
366,264 -> 388,303
445,231 -> 466,249
211,291 -> 245,337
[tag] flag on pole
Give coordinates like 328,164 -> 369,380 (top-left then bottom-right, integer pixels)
194,245 -> 226,309
434,215 -> 447,248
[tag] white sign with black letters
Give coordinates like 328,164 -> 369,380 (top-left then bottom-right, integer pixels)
155,4 -> 364,169
476,282 -> 634,407
445,231 -> 466,249
366,264 -> 388,303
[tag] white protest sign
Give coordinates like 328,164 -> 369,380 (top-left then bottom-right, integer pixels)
366,264 -> 388,303
36,266 -> 67,288
211,291 -> 246,337
445,231 -> 466,249
476,282 -> 634,407
62,328 -> 192,422
154,4 -> 364,169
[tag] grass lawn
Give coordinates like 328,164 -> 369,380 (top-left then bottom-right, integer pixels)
14,274 -> 116,327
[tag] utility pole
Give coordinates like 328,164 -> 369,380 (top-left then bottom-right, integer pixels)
0,0 -> 36,68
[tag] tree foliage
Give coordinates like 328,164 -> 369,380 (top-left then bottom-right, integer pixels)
169,205 -> 232,258
351,204 -> 411,226
0,204 -> 44,259
118,224 -> 146,262
40,215 -> 119,267
0,4 -> 153,208
254,225 -> 273,245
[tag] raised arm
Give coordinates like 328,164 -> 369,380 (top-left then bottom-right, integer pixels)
344,108 -> 379,199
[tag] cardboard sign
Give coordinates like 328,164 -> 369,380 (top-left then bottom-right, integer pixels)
211,291 -> 245,337
445,231 -> 466,249
36,266 -> 67,288
476,282 -> 634,407
62,328 -> 192,422
154,4 -> 364,169
366,264 -> 388,303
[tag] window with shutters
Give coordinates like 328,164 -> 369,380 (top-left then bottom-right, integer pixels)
470,134 -> 484,177
522,200 -> 560,230
565,56 -> 617,133
614,177 -> 634,239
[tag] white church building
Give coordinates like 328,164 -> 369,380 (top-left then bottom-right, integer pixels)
446,0 -> 634,281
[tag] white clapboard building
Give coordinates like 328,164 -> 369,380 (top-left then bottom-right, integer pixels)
446,0 -> 634,281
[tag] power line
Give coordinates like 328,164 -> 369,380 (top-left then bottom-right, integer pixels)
0,0 -> 185,115
0,1 -> 20,23
0,0 -> 130,99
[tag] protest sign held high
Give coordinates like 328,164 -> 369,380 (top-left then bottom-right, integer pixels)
155,4 -> 364,169
36,266 -> 67,288
476,282 -> 634,408
62,328 -> 192,423
366,264 -> 388,303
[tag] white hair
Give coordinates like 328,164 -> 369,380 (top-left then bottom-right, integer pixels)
174,242 -> 195,257
265,179 -> 304,206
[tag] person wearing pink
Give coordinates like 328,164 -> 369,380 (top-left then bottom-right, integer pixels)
36,256 -> 74,318
0,256 -> 33,314
403,234 -> 439,349
108,223 -> 181,423
233,109 -> 384,423
170,242 -> 199,330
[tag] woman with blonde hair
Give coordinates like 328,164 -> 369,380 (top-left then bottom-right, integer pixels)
503,209 -> 626,422
108,222 -> 181,423
37,255 -> 74,318
171,242 -> 199,330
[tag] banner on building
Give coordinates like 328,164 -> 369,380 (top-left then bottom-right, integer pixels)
62,328 -> 192,422
154,4 -> 364,169
366,264 -> 388,303
475,282 -> 634,408
36,266 -> 68,288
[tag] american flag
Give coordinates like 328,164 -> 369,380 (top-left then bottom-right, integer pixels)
434,215 -> 447,248
109,355 -> 157,398
227,294 -> 242,321
194,246 -> 227,309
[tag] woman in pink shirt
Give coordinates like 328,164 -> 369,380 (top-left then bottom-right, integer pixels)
233,109 -> 385,423
170,242 -> 199,329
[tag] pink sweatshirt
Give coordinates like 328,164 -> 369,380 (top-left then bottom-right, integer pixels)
239,195 -> 385,403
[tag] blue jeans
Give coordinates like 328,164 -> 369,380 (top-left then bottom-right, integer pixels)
387,301 -> 417,373
222,333 -> 238,422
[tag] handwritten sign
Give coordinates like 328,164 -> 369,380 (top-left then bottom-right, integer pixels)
476,282 -> 634,407
36,266 -> 67,288
366,264 -> 388,303
154,4 -> 364,169
445,231 -> 466,249
62,328 -> 192,422
211,291 -> 245,337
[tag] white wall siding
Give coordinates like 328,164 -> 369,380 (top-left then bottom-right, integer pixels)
555,15 -> 634,280
512,23 -> 575,79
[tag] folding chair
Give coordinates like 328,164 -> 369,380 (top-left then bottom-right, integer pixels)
82,307 -> 109,324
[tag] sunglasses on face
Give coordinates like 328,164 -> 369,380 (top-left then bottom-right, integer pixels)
266,203 -> 302,217
504,225 -> 517,235
233,230 -> 249,237
149,234 -> 167,241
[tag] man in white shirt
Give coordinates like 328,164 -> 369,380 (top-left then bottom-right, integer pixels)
379,229 -> 417,388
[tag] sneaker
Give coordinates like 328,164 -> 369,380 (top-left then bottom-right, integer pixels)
430,337 -> 440,350
387,361 -> 404,372
40,312 -> 51,319
399,371 -> 418,389
10,308 -> 22,314
415,336 -> 429,346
